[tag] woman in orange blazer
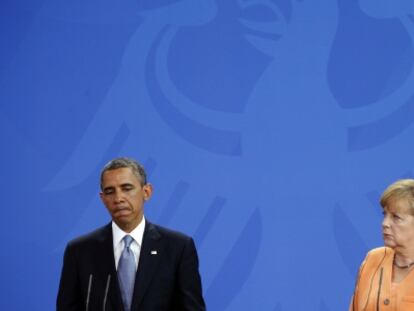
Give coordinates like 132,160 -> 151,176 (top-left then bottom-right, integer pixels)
350,179 -> 414,311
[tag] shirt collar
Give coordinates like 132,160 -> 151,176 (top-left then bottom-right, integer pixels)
112,216 -> 146,248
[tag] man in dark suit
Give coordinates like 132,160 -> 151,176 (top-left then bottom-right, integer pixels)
57,157 -> 206,311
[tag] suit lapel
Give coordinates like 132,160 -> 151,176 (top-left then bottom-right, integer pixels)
131,221 -> 163,310
97,224 -> 124,311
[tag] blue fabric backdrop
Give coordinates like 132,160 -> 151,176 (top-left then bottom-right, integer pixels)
1,0 -> 414,310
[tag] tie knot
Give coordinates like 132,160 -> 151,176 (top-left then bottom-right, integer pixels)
123,235 -> 134,249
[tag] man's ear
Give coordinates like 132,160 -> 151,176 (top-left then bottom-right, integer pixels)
99,191 -> 107,204
143,184 -> 153,201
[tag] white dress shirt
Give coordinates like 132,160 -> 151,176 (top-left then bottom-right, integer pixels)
112,217 -> 146,270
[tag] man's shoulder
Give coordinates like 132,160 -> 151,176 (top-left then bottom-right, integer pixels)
147,221 -> 193,243
66,223 -> 111,248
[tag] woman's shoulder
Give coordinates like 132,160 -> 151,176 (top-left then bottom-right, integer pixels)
367,246 -> 393,256
364,246 -> 393,264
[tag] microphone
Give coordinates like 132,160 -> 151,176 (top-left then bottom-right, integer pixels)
103,274 -> 111,311
86,274 -> 93,311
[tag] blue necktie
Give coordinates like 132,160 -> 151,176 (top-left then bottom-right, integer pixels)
118,235 -> 136,311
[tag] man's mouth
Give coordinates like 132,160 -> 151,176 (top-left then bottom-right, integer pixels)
114,208 -> 131,216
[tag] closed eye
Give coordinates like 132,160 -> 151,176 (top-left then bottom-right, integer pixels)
393,214 -> 402,220
103,188 -> 114,195
121,185 -> 134,191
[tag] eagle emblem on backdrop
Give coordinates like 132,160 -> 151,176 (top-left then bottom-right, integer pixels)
40,0 -> 414,310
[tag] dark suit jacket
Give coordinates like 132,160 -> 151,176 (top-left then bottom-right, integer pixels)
57,221 -> 206,311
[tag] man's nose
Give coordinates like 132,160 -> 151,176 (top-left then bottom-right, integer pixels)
113,190 -> 125,202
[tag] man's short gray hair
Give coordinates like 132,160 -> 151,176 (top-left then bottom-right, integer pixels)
100,157 -> 147,189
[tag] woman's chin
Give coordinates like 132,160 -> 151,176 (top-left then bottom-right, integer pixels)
383,240 -> 395,248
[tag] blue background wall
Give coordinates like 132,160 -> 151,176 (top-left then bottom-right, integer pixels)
1,0 -> 414,310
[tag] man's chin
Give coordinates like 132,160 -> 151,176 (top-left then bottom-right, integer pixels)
114,215 -> 132,223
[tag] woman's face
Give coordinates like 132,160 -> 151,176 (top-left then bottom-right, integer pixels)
382,198 -> 414,251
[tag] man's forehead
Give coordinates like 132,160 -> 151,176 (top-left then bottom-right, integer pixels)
103,167 -> 133,176
102,167 -> 140,184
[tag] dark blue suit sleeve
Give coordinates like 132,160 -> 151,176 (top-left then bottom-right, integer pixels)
176,238 -> 206,311
57,243 -> 83,311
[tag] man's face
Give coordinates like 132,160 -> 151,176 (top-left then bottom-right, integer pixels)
382,198 -> 414,251
100,167 -> 152,232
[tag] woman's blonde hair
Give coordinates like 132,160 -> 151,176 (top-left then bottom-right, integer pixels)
380,179 -> 414,213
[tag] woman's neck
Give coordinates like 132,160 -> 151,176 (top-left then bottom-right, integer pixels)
394,248 -> 414,266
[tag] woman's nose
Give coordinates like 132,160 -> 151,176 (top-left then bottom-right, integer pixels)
382,216 -> 390,229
